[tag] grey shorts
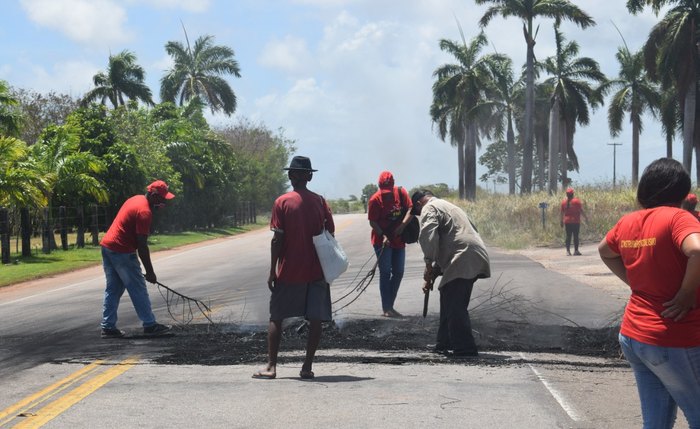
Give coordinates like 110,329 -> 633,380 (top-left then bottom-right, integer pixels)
269,279 -> 332,321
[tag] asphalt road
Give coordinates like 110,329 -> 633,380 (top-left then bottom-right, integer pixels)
0,213 -> 682,428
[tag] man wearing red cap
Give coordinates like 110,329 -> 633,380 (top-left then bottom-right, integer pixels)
560,187 -> 588,256
682,193 -> 700,221
367,170 -> 413,317
99,180 -> 175,338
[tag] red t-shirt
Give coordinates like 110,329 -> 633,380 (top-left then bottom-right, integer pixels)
560,198 -> 583,224
606,206 -> 700,347
270,188 -> 335,283
101,195 -> 152,253
367,186 -> 412,248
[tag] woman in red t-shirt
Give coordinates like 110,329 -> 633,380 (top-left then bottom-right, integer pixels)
560,187 -> 588,255
598,158 -> 700,428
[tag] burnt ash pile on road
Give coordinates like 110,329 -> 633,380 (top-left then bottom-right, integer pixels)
152,316 -> 622,366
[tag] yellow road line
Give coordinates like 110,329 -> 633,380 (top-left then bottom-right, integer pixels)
335,218 -> 355,232
10,356 -> 139,429
0,361 -> 104,426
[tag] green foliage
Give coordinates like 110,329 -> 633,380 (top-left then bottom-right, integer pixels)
82,50 -> 154,108
408,183 -> 456,199
12,88 -> 79,145
161,32 -> 241,115
215,119 -> 295,211
0,80 -> 23,138
0,136 -> 46,207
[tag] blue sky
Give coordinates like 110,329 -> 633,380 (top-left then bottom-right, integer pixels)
0,0 -> 667,198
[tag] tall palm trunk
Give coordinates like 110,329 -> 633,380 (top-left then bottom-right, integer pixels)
632,119 -> 640,186
683,81 -> 697,174
536,129 -> 547,192
522,22 -> 535,194
548,96 -> 560,194
560,122 -> 571,189
457,136 -> 465,199
464,124 -> 478,201
507,114 -> 516,194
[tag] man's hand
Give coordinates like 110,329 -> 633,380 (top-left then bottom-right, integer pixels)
144,271 -> 157,284
267,271 -> 277,292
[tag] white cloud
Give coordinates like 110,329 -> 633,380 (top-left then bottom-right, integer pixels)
20,0 -> 132,46
24,60 -> 98,95
258,35 -> 313,74
135,0 -> 210,13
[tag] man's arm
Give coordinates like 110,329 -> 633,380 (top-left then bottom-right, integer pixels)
268,231 -> 283,291
662,233 -> 700,321
137,235 -> 156,283
597,238 -> 627,285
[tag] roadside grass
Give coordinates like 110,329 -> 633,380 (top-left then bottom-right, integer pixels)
455,185 -> 640,249
0,220 -> 268,287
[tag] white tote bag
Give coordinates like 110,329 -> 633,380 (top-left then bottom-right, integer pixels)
312,229 -> 349,283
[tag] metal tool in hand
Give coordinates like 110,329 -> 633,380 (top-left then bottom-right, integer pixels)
422,264 -> 440,318
146,277 -> 214,325
422,277 -> 434,318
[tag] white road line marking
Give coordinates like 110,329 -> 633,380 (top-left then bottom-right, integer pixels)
520,353 -> 582,422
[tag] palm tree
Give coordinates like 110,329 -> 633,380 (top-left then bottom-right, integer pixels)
0,80 -> 22,137
659,89 -> 680,158
160,29 -> 241,116
476,0 -> 595,193
31,124 -> 108,207
540,25 -> 605,192
430,32 -> 503,200
628,0 -> 700,174
599,42 -> 660,186
82,50 -> 154,108
0,137 -> 46,207
472,56 -> 524,194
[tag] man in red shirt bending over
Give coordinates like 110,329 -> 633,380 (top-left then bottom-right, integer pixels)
100,180 -> 174,338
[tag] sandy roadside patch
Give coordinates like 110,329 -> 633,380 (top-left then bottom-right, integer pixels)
502,241 -> 631,302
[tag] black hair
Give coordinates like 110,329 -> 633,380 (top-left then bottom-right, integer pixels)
637,158 -> 690,209
411,189 -> 434,207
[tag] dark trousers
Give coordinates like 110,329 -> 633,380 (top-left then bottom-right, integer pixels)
436,278 -> 477,354
565,223 -> 580,252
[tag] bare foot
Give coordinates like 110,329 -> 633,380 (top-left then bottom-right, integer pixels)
252,366 -> 276,379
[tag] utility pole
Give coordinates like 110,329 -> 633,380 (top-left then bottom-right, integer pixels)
608,142 -> 622,190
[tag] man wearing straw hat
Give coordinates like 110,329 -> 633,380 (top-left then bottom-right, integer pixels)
253,156 -> 334,380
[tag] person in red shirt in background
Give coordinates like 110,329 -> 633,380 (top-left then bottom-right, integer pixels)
100,180 -> 175,338
681,193 -> 700,221
253,156 -> 334,380
599,158 -> 700,429
367,171 -> 413,317
560,187 -> 588,256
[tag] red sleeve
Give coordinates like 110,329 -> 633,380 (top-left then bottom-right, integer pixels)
606,221 -> 621,254
367,193 -> 381,221
270,199 -> 284,232
135,208 -> 152,236
400,187 -> 413,209
671,210 -> 700,249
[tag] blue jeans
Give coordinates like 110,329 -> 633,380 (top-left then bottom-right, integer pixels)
101,247 -> 156,329
373,245 -> 405,311
619,333 -> 700,429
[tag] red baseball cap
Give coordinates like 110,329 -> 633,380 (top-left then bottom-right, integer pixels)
378,171 -> 394,190
147,180 -> 175,200
687,193 -> 698,204
566,187 -> 574,195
